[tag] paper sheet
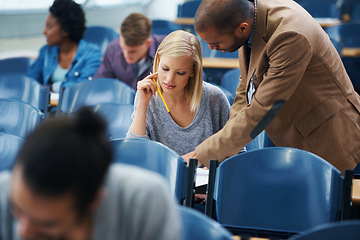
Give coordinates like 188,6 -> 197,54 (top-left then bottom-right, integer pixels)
195,168 -> 209,187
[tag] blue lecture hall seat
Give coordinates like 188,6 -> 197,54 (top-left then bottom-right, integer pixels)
110,138 -> 189,204
209,82 -> 235,105
151,19 -> 182,35
57,78 -> 135,114
179,206 -> 233,240
0,98 -> 44,139
0,73 -> 49,112
220,68 -> 241,98
299,0 -> 342,19
208,147 -> 344,238
287,220 -> 360,240
325,22 -> 360,92
83,26 -> 119,55
177,0 -> 201,18
352,3 -> 360,21
0,133 -> 24,172
245,130 -> 275,151
90,102 -> 133,140
0,57 -> 35,75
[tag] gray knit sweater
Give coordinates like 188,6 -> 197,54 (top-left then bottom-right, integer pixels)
126,81 -> 230,155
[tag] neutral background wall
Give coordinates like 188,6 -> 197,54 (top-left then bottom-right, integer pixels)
0,0 -> 183,58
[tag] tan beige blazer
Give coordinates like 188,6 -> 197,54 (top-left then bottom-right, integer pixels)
195,0 -> 360,174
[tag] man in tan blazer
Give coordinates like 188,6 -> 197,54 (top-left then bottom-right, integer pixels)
183,0 -> 360,174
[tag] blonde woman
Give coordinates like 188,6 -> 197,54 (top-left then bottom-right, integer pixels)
126,30 -> 230,157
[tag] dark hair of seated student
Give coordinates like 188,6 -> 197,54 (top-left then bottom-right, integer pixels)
14,107 -> 112,220
50,0 -> 86,43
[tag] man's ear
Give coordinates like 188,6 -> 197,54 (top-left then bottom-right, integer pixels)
145,37 -> 152,48
234,22 -> 249,36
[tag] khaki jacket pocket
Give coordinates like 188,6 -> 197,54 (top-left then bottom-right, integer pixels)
295,97 -> 343,137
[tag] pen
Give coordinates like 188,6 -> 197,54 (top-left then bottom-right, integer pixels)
152,76 -> 170,113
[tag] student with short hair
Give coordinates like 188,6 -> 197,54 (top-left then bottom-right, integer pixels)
94,13 -> 165,90
0,107 -> 181,240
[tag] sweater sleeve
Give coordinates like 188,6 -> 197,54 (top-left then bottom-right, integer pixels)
125,92 -> 150,139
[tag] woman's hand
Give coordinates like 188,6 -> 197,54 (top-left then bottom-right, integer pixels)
137,72 -> 158,105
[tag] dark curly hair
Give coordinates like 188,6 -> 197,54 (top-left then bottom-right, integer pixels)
49,0 -> 86,43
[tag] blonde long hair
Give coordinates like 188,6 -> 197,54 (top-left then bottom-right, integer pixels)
153,30 -> 203,112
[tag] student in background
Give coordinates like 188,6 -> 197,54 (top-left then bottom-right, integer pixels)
126,30 -> 230,157
27,0 -> 101,93
0,107 -> 181,240
94,13 -> 165,90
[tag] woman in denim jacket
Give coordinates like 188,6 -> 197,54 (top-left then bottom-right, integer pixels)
27,0 -> 101,93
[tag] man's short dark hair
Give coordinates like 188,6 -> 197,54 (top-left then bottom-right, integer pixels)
194,0 -> 253,35
50,0 -> 86,43
121,13 -> 152,46
15,107 -> 112,219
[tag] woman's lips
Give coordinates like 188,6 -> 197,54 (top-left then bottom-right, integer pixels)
163,83 -> 175,89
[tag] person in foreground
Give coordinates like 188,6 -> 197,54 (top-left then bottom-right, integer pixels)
94,13 -> 165,90
0,108 -> 181,240
27,0 -> 101,93
126,30 -> 230,157
182,0 -> 360,174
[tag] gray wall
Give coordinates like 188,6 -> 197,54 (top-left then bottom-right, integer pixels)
0,0 -> 183,57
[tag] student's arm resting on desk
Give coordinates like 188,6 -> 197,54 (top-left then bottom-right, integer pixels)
195,32 -> 313,167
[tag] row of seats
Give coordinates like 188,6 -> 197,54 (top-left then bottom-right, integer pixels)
1,129 -> 360,239
2,129 -> 359,239
0,68 -> 237,110
0,130 -> 234,239
1,80 -> 358,239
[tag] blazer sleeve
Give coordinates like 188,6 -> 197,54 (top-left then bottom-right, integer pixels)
195,31 -> 313,167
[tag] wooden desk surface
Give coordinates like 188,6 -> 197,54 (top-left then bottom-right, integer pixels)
203,57 -> 239,69
315,18 -> 341,28
173,17 -> 194,25
233,237 -> 271,240
352,179 -> 360,205
342,48 -> 360,58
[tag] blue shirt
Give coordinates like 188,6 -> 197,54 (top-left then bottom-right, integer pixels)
247,0 -> 257,103
27,40 -> 102,88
